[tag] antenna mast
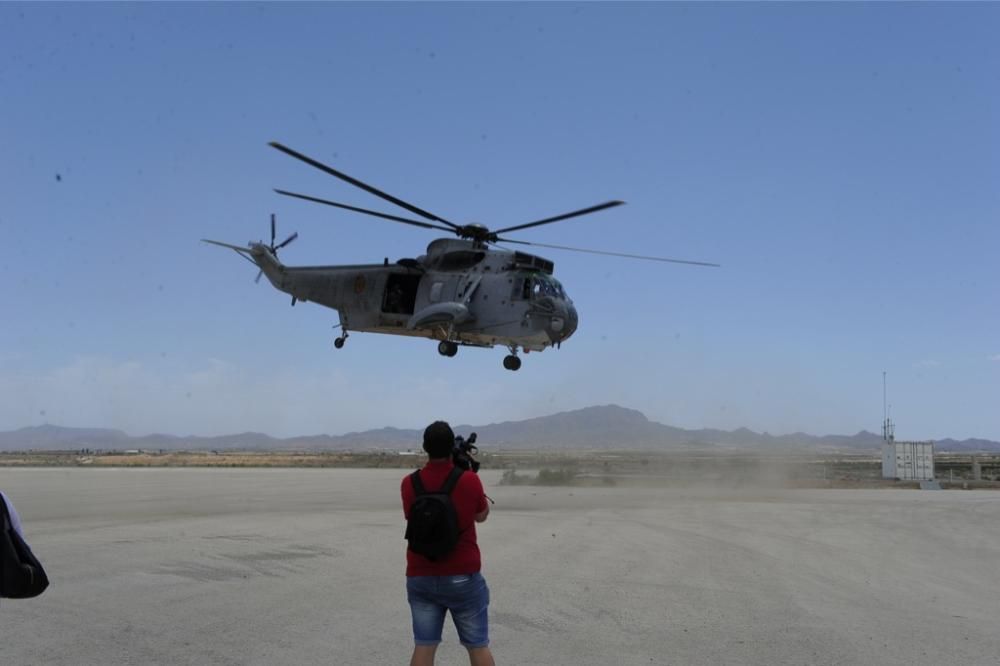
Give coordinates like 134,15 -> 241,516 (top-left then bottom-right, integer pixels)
882,371 -> 894,442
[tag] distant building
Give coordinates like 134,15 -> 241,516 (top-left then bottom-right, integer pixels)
882,439 -> 935,481
880,417 -> 934,481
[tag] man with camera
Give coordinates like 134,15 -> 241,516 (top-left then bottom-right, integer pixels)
401,421 -> 494,666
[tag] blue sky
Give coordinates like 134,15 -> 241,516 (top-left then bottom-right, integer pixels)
1,3 -> 997,440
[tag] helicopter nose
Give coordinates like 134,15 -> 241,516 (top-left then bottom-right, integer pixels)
563,303 -> 579,340
546,302 -> 578,344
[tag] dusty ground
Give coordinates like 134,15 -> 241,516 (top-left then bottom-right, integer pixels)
1,468 -> 997,666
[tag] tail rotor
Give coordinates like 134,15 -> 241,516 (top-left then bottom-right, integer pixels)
256,213 -> 298,283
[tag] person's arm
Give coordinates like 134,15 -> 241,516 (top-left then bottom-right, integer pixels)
401,477 -> 412,520
473,476 -> 490,522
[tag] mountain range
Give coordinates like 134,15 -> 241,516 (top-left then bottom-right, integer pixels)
0,405 -> 997,453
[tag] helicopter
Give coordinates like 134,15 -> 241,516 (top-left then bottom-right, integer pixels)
202,142 -> 718,371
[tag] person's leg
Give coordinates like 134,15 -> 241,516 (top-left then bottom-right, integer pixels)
410,645 -> 438,666
467,646 -> 495,666
446,573 -> 492,663
407,577 -> 446,665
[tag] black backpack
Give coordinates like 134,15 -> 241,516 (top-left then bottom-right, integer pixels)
0,495 -> 49,599
405,466 -> 464,561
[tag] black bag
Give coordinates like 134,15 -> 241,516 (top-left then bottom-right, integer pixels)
405,466 -> 464,561
0,495 -> 49,599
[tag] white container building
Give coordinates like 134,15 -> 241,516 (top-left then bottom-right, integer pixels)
882,439 -> 935,481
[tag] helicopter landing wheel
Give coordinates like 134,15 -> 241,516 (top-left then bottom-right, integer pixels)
334,336 -> 346,349
438,341 -> 458,357
503,354 -> 522,371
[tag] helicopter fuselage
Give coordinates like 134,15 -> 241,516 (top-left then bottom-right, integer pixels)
254,238 -> 578,354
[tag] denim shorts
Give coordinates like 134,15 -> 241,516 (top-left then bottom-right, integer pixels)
406,572 -> 490,648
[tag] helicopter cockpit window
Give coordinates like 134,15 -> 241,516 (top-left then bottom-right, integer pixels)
515,275 -> 567,301
538,278 -> 559,299
511,277 -> 526,300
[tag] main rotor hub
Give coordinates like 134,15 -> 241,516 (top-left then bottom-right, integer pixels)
456,223 -> 495,243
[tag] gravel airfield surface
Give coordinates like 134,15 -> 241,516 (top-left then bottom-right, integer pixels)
1,468 -> 998,666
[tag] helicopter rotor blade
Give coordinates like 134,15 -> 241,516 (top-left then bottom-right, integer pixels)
495,238 -> 720,267
274,231 -> 298,251
270,213 -> 276,246
255,269 -> 264,284
269,142 -> 459,229
274,189 -> 457,233
492,200 -> 626,235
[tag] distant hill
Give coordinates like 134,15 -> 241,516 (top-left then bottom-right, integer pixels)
933,438 -> 1000,453
1,405 -> 997,452
0,425 -> 132,449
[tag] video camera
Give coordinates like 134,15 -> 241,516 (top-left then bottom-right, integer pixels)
452,432 -> 481,473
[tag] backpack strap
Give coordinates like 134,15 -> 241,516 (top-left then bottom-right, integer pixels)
0,493 -> 10,530
409,470 -> 426,496
439,466 -> 465,495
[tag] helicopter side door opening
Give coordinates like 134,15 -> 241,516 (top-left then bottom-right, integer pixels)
382,273 -> 420,316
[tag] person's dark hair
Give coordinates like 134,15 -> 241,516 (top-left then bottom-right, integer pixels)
423,421 -> 455,459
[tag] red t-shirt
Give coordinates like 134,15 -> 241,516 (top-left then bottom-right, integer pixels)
401,460 -> 488,577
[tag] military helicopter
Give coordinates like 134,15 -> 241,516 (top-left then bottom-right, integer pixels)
203,142 -> 718,371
